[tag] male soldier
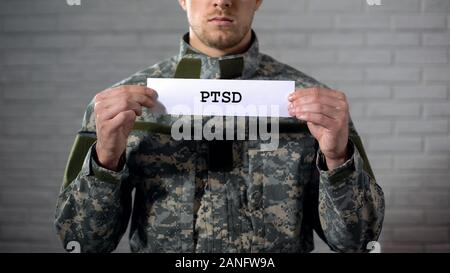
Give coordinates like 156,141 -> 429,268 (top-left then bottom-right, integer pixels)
55,0 -> 384,253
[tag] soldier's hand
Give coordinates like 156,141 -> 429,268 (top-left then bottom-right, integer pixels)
93,85 -> 156,171
288,87 -> 349,170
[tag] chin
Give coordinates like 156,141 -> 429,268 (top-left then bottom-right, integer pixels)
208,32 -> 241,45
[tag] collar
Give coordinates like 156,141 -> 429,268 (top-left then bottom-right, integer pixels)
175,30 -> 261,79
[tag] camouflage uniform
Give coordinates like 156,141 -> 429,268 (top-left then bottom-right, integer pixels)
55,32 -> 385,253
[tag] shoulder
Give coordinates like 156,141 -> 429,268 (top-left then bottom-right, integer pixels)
111,56 -> 178,87
257,53 -> 329,89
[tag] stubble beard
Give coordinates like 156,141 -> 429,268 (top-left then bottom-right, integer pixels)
191,18 -> 253,51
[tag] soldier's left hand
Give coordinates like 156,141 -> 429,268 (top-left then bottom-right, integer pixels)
288,87 -> 349,170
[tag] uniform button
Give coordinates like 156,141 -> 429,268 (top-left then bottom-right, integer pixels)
250,191 -> 262,210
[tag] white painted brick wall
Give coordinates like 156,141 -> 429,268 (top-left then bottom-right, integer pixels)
0,0 -> 449,253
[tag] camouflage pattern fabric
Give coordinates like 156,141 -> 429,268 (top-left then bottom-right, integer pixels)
54,32 -> 384,253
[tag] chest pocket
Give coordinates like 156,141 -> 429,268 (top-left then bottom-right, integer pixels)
247,133 -> 316,252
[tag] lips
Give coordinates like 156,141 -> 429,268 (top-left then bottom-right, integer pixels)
208,16 -> 234,26
209,17 -> 233,22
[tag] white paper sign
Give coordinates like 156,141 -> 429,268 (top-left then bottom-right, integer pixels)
147,78 -> 295,117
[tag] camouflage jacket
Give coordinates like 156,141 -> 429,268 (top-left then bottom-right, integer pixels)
55,32 -> 385,253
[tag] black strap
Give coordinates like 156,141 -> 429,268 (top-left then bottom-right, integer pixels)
174,56 -> 245,172
219,58 -> 244,79
208,58 -> 244,172
174,58 -> 202,79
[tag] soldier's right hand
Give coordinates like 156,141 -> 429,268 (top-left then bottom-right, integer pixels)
93,85 -> 157,171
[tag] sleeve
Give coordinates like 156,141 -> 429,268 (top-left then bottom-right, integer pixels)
313,118 -> 385,253
54,99 -> 133,253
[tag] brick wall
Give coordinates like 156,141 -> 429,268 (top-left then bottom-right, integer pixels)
0,0 -> 449,253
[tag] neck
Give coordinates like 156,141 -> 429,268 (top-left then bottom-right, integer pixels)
189,30 -> 253,58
